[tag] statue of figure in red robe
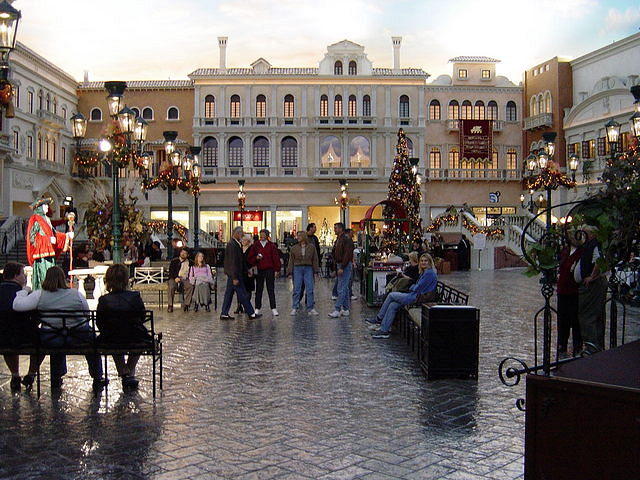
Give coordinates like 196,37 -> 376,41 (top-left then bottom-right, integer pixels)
26,198 -> 73,290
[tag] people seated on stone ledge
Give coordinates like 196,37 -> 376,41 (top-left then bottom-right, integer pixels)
366,254 -> 438,339
0,262 -> 40,391
13,266 -> 107,392
167,247 -> 193,313
97,264 -> 151,390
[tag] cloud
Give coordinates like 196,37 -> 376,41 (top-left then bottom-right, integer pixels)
601,6 -> 640,34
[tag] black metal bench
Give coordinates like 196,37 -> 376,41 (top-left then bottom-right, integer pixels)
396,281 -> 469,355
0,310 -> 163,398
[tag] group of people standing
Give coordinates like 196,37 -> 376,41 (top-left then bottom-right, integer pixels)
219,222 -> 355,320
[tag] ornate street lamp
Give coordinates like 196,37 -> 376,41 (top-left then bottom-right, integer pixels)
605,118 -> 621,154
568,153 -> 579,182
189,146 -> 202,250
237,179 -> 246,227
105,81 -> 126,118
70,112 -> 87,144
336,179 -> 349,225
0,0 -> 21,73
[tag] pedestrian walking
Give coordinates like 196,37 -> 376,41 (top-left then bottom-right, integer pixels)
287,231 -> 320,315
235,234 -> 256,314
328,222 -> 354,318
557,233 -> 583,357
220,227 -> 261,320
248,229 -> 281,317
300,223 -> 322,303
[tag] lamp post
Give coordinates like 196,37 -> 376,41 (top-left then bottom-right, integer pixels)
336,179 -> 349,225
237,179 -> 246,227
0,0 -> 21,85
164,131 -> 180,259
189,146 -> 202,250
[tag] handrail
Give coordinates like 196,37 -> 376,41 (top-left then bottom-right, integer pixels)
0,216 -> 25,262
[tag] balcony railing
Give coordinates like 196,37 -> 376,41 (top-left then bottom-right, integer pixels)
424,168 -> 521,181
314,116 -> 377,128
38,159 -> 67,174
314,167 -> 378,178
446,119 -> 505,132
523,113 -> 553,130
37,109 -> 66,128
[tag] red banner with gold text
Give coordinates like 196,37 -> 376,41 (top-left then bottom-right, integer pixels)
460,119 -> 492,163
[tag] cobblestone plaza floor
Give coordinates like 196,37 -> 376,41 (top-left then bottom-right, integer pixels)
0,270 -> 596,479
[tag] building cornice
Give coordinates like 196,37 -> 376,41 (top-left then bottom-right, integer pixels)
424,85 -> 522,94
14,42 -> 78,86
571,32 -> 640,69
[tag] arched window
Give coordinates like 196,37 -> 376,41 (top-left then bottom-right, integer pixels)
544,91 -> 552,113
202,136 -> 218,167
491,148 -> 498,169
131,107 -> 140,118
142,107 -> 153,120
53,98 -> 57,114
474,100 -> 485,120
230,95 -> 241,118
530,96 -> 537,116
487,101 -> 498,120
406,137 -> 414,157
506,101 -> 517,121
507,148 -> 517,170
429,147 -> 441,169
399,95 -> 410,117
334,61 -> 343,75
320,135 -> 342,167
537,95 -> 544,116
429,100 -> 441,120
334,95 -> 343,117
348,95 -> 357,117
256,94 -> 266,118
320,94 -> 328,117
363,95 -> 371,117
46,94 -> 50,111
167,107 -> 179,120
227,136 -> 243,167
449,147 -> 460,169
253,136 -> 269,167
281,136 -> 298,167
448,100 -> 459,120
461,100 -> 472,120
348,61 -> 357,75
38,91 -> 43,110
283,94 -> 294,118
204,95 -> 215,117
350,136 -> 371,167
90,107 -> 102,121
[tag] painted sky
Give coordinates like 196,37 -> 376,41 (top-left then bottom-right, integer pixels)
13,0 -> 640,83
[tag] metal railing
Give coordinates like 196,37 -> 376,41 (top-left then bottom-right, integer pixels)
523,112 -> 553,130
425,168 -> 521,181
1,216 -> 25,265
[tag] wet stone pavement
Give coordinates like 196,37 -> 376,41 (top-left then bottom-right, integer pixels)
1,269 -> 632,480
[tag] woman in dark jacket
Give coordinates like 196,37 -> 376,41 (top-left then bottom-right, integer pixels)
97,264 -> 151,390
235,234 -> 255,314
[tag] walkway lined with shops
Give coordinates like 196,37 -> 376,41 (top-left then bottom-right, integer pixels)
0,270 -> 540,479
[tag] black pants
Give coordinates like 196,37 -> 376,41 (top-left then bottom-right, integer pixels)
255,270 -> 276,309
557,293 -> 581,352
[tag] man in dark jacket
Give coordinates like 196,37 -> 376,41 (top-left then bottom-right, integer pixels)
328,222 -> 354,318
220,227 -> 261,320
0,262 -> 39,391
167,247 -> 194,313
248,229 -> 281,316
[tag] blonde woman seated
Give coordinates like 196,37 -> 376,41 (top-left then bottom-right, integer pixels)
367,254 -> 438,339
188,252 -> 215,312
287,231 -> 320,315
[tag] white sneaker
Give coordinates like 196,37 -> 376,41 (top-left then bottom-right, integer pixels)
272,308 -> 279,317
290,309 -> 297,316
254,309 -> 261,315
328,310 -> 341,318
341,309 -> 350,316
331,295 -> 337,300
351,295 -> 358,300
308,309 -> 319,315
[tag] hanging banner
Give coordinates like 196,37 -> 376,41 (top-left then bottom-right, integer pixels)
233,211 -> 264,222
460,119 -> 492,163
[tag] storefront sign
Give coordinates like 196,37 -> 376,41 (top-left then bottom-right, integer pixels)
233,211 -> 263,222
460,119 -> 492,162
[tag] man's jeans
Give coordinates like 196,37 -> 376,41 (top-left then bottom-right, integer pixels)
377,292 -> 414,333
292,266 -> 314,310
334,263 -> 352,311
221,276 -> 255,316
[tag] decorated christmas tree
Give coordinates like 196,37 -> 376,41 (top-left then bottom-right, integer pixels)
382,129 -> 422,251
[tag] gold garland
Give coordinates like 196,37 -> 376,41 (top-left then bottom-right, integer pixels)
148,220 -> 187,240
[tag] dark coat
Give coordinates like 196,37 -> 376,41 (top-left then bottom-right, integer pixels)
0,281 -> 38,346
169,257 -> 193,279
96,290 -> 151,343
248,240 -> 281,272
332,233 -> 354,267
224,239 -> 244,281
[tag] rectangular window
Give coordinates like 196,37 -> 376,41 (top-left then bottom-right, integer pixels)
28,91 -> 34,113
448,103 -> 459,120
362,98 -> 371,117
13,131 -> 18,151
15,86 -> 19,109
27,135 -> 33,158
507,149 -> 517,170
334,99 -> 343,117
61,147 -> 66,164
348,99 -> 357,117
429,103 -> 440,120
284,102 -> 294,118
597,137 -> 606,157
458,69 -> 467,79
320,98 -> 328,117
429,149 -> 441,169
253,146 -> 269,167
256,101 -> 266,118
461,104 -> 472,120
230,102 -> 240,118
481,70 -> 490,79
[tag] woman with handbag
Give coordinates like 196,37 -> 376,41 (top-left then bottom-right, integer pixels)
189,252 -> 215,312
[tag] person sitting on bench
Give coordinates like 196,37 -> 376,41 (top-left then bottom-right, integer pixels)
13,266 -> 107,391
366,254 -> 438,339
97,264 -> 151,390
